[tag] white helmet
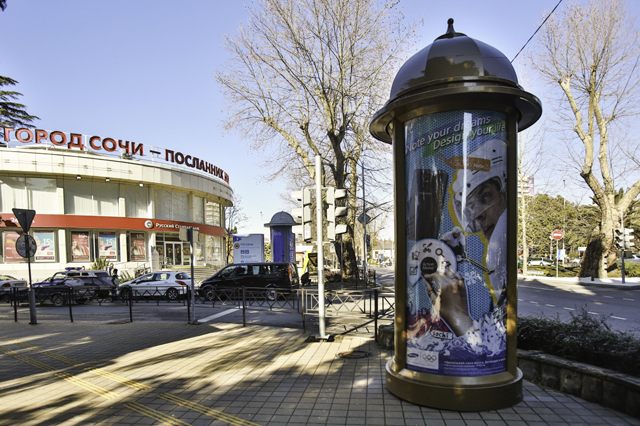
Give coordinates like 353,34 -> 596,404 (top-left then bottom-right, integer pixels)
452,139 -> 507,233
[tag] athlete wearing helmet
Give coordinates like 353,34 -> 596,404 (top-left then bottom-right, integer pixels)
452,139 -> 508,303
452,139 -> 507,240
440,226 -> 465,261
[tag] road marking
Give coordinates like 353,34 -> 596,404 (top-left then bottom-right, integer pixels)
199,308 -> 239,323
611,316 -> 627,320
56,372 -> 119,399
10,339 -> 150,391
124,402 -> 192,426
603,296 -> 613,298
545,304 -> 556,307
86,367 -> 151,390
623,298 -> 635,301
158,393 -> 262,426
0,345 -> 119,399
10,340 -> 84,366
588,312 -> 599,315
563,307 -> 575,311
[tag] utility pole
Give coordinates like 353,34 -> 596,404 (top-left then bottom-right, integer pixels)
315,154 -> 327,339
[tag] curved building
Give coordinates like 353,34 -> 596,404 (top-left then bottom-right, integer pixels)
0,127 -> 232,280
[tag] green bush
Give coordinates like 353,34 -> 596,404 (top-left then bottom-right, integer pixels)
525,265 -> 579,277
609,261 -> 640,277
518,307 -> 640,377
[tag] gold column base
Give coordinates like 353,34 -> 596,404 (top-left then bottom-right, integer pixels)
386,360 -> 523,411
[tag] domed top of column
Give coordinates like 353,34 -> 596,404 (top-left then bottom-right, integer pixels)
370,19 -> 542,143
389,18 -> 518,100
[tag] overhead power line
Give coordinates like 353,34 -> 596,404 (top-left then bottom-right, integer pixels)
511,0 -> 563,63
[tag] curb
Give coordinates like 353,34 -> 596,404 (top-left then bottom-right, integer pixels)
376,326 -> 640,418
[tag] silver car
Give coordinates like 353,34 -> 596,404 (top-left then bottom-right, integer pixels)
118,271 -> 191,300
0,274 -> 28,302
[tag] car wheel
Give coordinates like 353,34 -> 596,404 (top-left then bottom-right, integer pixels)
51,293 -> 65,307
165,288 -> 179,301
265,288 -> 278,302
201,286 -> 216,301
120,287 -> 132,301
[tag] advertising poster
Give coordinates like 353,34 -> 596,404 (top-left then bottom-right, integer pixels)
71,232 -> 90,261
4,230 -> 25,262
34,231 -> 55,262
99,232 -> 117,261
130,232 -> 147,261
405,110 -> 508,377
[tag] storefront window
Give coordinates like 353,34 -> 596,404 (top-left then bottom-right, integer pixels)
129,232 -> 147,261
33,230 -> 56,262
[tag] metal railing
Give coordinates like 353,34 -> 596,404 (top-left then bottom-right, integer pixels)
2,285 -> 395,338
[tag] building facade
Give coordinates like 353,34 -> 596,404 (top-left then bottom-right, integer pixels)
0,127 -> 232,281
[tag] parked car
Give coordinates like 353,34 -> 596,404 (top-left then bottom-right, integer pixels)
624,254 -> 640,263
527,257 -> 554,266
32,278 -> 97,306
118,271 -> 191,300
199,262 -> 300,301
64,270 -> 117,298
0,274 -> 28,302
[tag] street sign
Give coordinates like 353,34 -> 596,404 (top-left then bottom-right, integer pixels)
551,229 -> 564,240
16,234 -> 37,258
358,213 -> 372,225
12,208 -> 36,233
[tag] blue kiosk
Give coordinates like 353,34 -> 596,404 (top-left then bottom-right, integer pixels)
264,211 -> 297,263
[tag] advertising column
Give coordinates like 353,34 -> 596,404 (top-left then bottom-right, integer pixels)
405,110 -> 508,376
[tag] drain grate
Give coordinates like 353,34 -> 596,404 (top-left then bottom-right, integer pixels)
336,350 -> 371,359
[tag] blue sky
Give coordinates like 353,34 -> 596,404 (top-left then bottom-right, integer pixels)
2,0 -> 636,238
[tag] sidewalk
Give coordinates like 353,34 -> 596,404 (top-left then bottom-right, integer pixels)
0,321 -> 638,426
518,274 -> 640,289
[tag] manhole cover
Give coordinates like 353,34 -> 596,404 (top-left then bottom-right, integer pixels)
337,350 -> 371,359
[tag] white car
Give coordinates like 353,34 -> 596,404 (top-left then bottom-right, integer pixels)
527,258 -> 554,266
0,274 -> 28,302
118,271 -> 191,300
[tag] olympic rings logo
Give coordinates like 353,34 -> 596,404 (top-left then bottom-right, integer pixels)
423,354 -> 437,363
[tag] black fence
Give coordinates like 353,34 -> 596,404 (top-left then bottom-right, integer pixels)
2,285 -> 395,338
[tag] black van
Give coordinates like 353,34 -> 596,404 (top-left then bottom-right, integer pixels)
198,262 -> 300,301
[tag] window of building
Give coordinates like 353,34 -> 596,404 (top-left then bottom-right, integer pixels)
0,177 -> 58,213
193,195 -> 204,224
124,184 -> 149,218
154,189 -> 190,222
64,180 -> 119,216
205,199 -> 221,226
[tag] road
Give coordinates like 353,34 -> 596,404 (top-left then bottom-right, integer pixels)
372,266 -> 640,336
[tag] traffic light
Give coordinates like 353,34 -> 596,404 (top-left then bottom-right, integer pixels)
615,229 -> 624,250
327,187 -> 348,241
624,228 -> 635,250
292,188 -> 313,242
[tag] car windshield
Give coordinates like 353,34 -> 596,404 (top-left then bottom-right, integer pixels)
0,275 -> 17,280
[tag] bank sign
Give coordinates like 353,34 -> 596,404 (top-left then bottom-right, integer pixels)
232,234 -> 265,263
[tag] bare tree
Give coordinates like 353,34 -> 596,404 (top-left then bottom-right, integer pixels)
225,194 -> 247,264
216,0 -> 418,277
528,0 -> 640,277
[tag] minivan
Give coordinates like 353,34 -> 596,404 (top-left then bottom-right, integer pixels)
198,262 -> 300,301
